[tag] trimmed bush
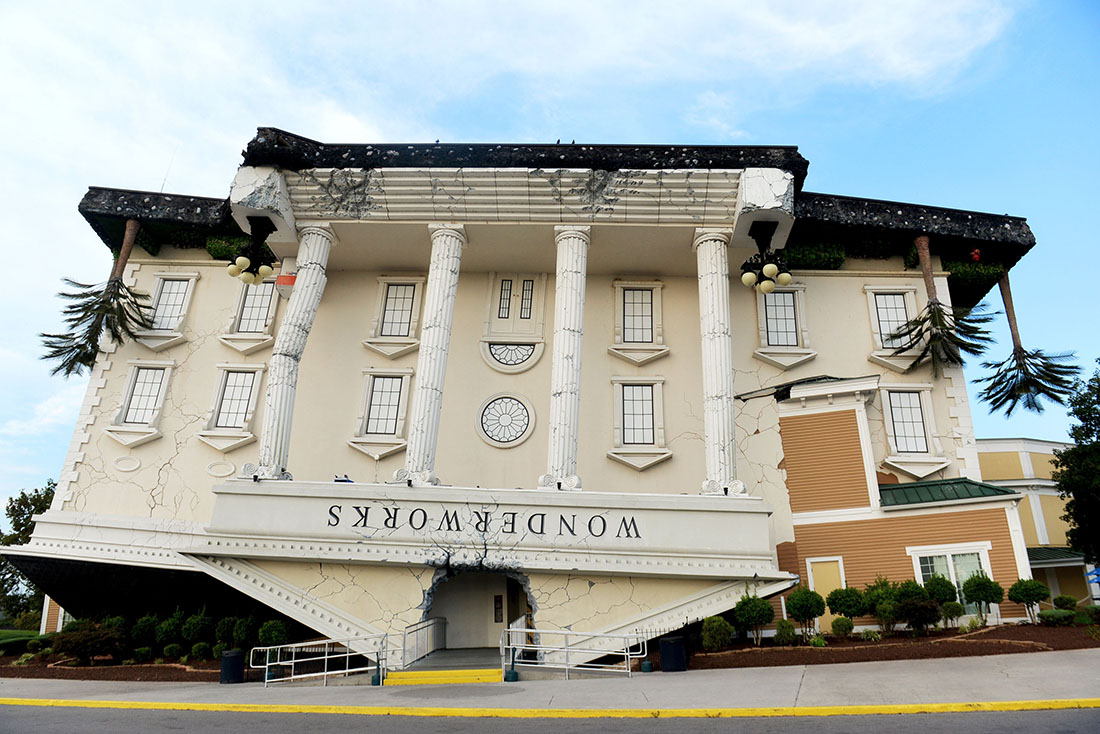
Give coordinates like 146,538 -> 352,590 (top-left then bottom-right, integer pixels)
1038,609 -> 1075,627
961,573 -> 1004,625
52,626 -> 124,666
134,646 -> 153,663
831,617 -> 854,639
190,642 -> 212,661
733,595 -> 775,646
1008,579 -> 1050,624
899,599 -> 941,635
155,609 -> 185,647
860,629 -> 882,642
131,615 -> 158,648
1084,606 -> 1100,624
1053,595 -> 1077,611
212,643 -> 228,659
875,601 -> 897,634
864,576 -> 900,633
825,587 -> 866,620
809,635 -> 827,648
257,620 -> 288,647
701,616 -> 734,652
786,587 -> 826,641
233,617 -> 257,649
163,643 -> 184,659
182,611 -> 214,644
941,601 -> 966,628
61,618 -> 94,634
773,619 -> 797,646
923,575 -> 958,605
25,638 -> 44,654
215,616 -> 239,645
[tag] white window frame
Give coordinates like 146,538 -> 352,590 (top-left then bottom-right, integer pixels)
134,272 -> 200,352
219,279 -> 279,355
363,276 -> 426,359
753,283 -> 816,370
480,272 -> 547,374
608,280 -> 669,365
104,359 -> 175,448
864,285 -> 923,373
905,541 -> 995,617
347,367 -> 414,459
607,376 -> 672,471
197,363 -> 266,453
879,384 -> 951,479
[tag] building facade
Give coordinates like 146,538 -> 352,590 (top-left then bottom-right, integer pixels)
9,130 -> 1046,652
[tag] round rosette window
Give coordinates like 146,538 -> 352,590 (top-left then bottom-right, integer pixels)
476,393 -> 536,448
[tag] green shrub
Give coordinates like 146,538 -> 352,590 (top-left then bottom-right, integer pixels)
809,635 -> 827,648
13,609 -> 41,631
863,576 -> 900,633
786,587 -> 826,641
179,655 -> 190,665
233,617 -> 257,649
25,638 -> 44,654
182,611 -> 214,644
860,629 -> 882,642
831,617 -> 854,639
898,599 -> 941,635
102,615 -> 127,630
61,618 -> 94,634
52,626 -> 124,665
190,642 -> 212,661
212,643 -> 228,659
923,575 -> 958,606
1084,606 -> 1100,624
163,643 -> 184,659
701,616 -> 734,652
784,241 -> 846,270
215,617 -> 239,645
733,595 -> 775,646
961,573 -> 1004,625
121,659 -> 136,666
1008,579 -> 1050,624
773,619 -> 797,646
155,609 -> 185,647
1053,595 -> 1077,611
36,647 -> 53,661
875,601 -> 897,634
825,587 -> 866,620
1074,611 -> 1091,625
131,615 -> 159,648
941,601 -> 966,628
13,652 -> 35,666
205,235 -> 251,261
1038,609 -> 1075,627
895,580 -> 929,604
965,616 -> 983,633
257,620 -> 288,647
133,646 -> 153,663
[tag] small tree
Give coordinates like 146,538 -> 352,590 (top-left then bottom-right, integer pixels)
1053,359 -> 1100,564
733,595 -> 775,646
941,601 -> 965,629
825,587 -> 866,620
923,575 -> 958,606
1007,578 -> 1050,624
1,479 -> 55,623
895,580 -> 940,636
701,615 -> 734,651
864,576 -> 900,633
786,587 -> 825,641
961,573 -> 1004,626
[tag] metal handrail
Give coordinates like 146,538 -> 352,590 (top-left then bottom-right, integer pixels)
402,617 -> 446,668
250,633 -> 389,687
500,624 -> 648,680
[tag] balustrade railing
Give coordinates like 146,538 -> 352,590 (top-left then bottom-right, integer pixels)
250,633 -> 389,687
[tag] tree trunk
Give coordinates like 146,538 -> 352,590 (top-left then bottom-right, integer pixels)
109,219 -> 141,280
914,234 -> 939,303
998,273 -> 1025,352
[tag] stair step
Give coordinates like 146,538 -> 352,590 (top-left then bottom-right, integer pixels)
385,668 -> 502,685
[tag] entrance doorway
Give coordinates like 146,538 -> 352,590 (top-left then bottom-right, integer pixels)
427,572 -> 530,649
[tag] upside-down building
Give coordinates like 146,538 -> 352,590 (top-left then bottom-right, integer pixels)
7,130 -> 1054,652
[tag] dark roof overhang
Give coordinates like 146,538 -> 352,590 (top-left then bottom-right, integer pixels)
78,186 -> 242,252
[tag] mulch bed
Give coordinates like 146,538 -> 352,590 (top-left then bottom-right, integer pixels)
686,624 -> 1100,670
0,657 -> 224,682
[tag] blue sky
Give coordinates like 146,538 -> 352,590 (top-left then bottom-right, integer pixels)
0,1 -> 1097,518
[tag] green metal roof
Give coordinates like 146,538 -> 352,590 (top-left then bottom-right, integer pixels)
1027,547 -> 1084,563
879,478 -> 1018,508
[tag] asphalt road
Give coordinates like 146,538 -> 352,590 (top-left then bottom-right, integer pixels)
1,708 -> 1099,733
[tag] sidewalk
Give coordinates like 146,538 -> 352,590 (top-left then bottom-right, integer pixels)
1,648 -> 1099,715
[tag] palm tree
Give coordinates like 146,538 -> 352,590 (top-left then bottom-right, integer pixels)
889,235 -> 993,374
975,273 -> 1079,415
40,219 -> 151,376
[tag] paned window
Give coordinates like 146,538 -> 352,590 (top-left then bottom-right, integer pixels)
380,284 -> 416,337
519,279 -> 534,320
214,371 -> 256,429
875,293 -> 909,349
918,551 -> 985,614
124,368 -> 165,424
364,376 -> 403,435
236,282 -> 275,333
497,279 -> 513,319
622,288 -> 654,343
151,280 -> 190,330
764,291 -> 798,346
622,384 -> 655,445
888,391 -> 928,453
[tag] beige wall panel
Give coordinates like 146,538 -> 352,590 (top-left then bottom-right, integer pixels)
792,507 -> 1025,618
44,597 -> 61,633
977,452 -> 1023,481
1054,567 -> 1089,603
1039,495 -> 1070,546
1029,452 -> 1055,480
809,559 -> 844,629
1019,497 -> 1040,547
779,410 -> 870,513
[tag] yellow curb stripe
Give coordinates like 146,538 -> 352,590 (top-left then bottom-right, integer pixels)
0,697 -> 1099,718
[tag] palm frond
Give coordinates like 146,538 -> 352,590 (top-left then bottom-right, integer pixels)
888,300 -> 995,374
976,348 -> 1080,416
39,278 -> 151,377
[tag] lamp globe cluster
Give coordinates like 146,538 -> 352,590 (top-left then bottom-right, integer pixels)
226,256 -> 275,285
740,255 -> 792,294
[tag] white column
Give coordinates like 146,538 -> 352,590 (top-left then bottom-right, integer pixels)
539,225 -> 590,491
693,228 -> 745,495
254,225 -> 335,479
396,224 -> 466,487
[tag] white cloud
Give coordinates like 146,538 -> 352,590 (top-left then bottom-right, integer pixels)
0,382 -> 86,437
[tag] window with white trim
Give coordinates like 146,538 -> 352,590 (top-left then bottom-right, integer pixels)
135,272 -> 200,352
609,281 -> 668,365
213,371 -> 256,428
347,368 -> 414,460
364,277 -> 426,359
864,285 -> 921,372
380,283 -> 416,337
124,368 -> 166,423
608,377 -> 671,471
105,360 -> 175,447
875,293 -> 909,349
908,543 -> 992,615
364,375 -> 403,435
197,363 -> 265,452
764,291 -> 798,346
151,280 -> 190,330
753,284 -> 815,370
887,391 -> 928,453
879,385 -> 950,479
481,273 -> 546,373
220,280 -> 279,354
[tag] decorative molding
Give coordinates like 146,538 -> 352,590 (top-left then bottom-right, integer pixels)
753,284 -> 817,370
134,272 -> 201,352
104,359 -> 175,448
479,339 -> 545,374
476,393 -> 536,448
608,376 -> 672,472
609,280 -> 669,366
348,367 -> 414,461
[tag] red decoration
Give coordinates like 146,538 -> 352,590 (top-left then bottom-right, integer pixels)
970,249 -> 981,262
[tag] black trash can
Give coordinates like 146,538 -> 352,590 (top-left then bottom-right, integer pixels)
658,636 -> 687,672
220,649 -> 245,684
